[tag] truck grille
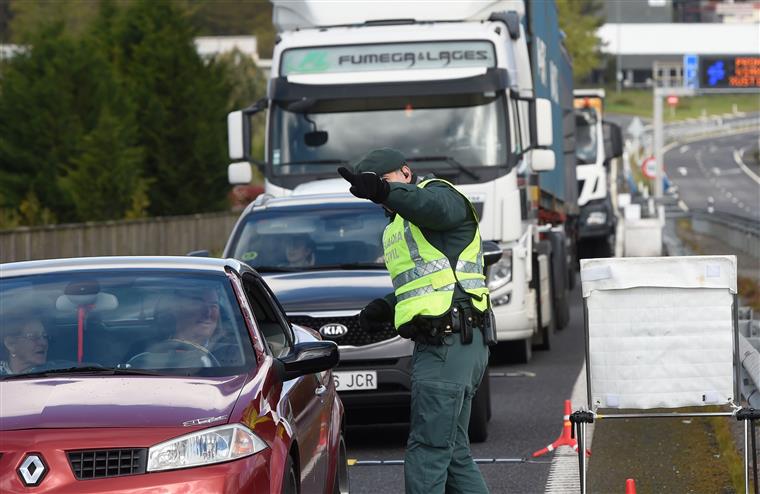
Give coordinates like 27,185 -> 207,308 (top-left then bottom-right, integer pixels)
289,315 -> 397,346
68,449 -> 147,480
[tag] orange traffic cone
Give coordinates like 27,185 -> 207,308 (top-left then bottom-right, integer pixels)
532,399 -> 591,457
625,478 -> 636,494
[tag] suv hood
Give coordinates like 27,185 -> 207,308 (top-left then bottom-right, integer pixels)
263,270 -> 393,312
0,374 -> 247,430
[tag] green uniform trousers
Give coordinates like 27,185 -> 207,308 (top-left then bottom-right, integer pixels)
404,327 -> 490,494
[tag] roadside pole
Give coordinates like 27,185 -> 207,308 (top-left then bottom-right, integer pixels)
652,86 -> 695,200
653,88 -> 664,199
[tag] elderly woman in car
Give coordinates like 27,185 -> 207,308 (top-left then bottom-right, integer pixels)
0,313 -> 49,375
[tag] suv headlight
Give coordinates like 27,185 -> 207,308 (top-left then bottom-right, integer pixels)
147,424 -> 268,472
486,249 -> 513,291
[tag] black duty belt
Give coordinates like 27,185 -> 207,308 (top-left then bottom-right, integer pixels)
403,305 -> 488,346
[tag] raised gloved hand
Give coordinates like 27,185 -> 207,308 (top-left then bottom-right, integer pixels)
337,167 -> 390,204
359,298 -> 393,333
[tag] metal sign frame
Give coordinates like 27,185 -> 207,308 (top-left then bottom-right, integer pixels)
575,257 -> 751,494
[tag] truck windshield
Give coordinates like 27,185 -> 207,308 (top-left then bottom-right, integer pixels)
230,206 -> 388,272
270,92 -> 508,177
575,107 -> 599,165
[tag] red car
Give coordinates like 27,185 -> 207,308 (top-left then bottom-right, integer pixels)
0,257 -> 348,494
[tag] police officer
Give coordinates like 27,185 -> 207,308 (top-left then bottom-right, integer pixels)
338,148 -> 492,494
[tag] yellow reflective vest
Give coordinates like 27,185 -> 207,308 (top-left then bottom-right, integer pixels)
382,178 -> 489,329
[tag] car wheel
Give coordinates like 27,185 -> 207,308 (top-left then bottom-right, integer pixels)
333,433 -> 350,494
281,455 -> 298,494
468,372 -> 490,443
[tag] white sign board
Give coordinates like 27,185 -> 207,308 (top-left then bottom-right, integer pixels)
281,41 -> 496,76
580,256 -> 737,410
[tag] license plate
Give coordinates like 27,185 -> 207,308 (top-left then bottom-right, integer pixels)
333,370 -> 377,391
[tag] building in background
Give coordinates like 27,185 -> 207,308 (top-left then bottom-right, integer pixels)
597,0 -> 760,87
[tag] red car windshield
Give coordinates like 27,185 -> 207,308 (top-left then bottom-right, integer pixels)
0,270 -> 255,378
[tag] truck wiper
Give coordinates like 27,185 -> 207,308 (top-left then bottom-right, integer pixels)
405,156 -> 481,181
1,365 -> 162,380
277,159 -> 348,166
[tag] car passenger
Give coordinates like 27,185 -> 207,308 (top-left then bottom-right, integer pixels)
285,235 -> 316,267
0,314 -> 49,375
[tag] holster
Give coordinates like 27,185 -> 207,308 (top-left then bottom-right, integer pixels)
481,309 -> 498,346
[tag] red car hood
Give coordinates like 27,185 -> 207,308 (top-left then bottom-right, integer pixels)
0,374 -> 248,430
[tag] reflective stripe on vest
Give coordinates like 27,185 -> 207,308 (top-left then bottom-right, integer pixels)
382,178 -> 489,329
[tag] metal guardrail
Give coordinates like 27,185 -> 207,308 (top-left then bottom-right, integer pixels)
686,208 -> 760,260
636,113 -> 760,148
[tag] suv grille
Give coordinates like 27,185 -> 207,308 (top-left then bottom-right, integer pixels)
68,449 -> 147,480
289,315 -> 397,346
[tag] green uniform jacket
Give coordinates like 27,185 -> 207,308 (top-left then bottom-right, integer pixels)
382,176 -> 478,311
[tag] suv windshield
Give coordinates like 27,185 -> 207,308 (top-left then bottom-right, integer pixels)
231,206 -> 388,271
0,270 -> 254,379
270,92 -> 508,177
575,107 -> 599,165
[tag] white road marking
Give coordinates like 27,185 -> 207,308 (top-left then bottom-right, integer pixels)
726,191 -> 733,199
677,167 -> 688,176
545,363 -> 594,494
732,197 -> 739,204
678,200 -> 689,212
679,145 -> 690,154
708,196 -> 715,203
712,167 -> 722,176
733,148 -> 760,185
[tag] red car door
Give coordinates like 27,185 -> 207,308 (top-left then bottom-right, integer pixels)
240,275 -> 331,492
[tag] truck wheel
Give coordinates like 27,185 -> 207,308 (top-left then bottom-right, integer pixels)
468,371 -> 490,443
533,239 -> 554,350
503,337 -> 532,363
548,232 -> 570,331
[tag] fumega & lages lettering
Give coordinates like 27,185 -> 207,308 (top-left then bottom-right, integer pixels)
338,50 -> 490,68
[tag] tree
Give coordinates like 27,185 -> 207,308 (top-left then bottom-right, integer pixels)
59,107 -> 148,221
7,0 -> 103,43
110,0 -> 230,215
0,21 -> 102,223
556,0 -> 604,82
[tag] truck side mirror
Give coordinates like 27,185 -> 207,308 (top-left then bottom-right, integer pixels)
533,98 -> 553,148
602,121 -> 623,159
228,162 -> 253,185
227,98 -> 267,161
530,149 -> 555,172
228,110 -> 251,161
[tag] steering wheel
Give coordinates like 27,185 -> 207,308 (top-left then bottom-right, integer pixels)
126,339 -> 220,368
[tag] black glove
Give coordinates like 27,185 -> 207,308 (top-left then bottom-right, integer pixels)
359,298 -> 393,333
337,167 -> 390,204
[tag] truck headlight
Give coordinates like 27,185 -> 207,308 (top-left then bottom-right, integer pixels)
486,250 -> 513,291
147,424 -> 268,472
586,211 -> 607,225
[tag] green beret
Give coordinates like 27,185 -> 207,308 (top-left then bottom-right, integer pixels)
353,148 -> 406,175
